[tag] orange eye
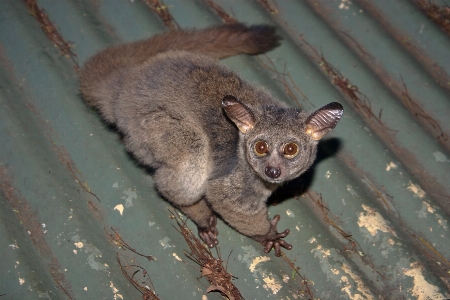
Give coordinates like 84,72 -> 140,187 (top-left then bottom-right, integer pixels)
284,143 -> 298,158
254,141 -> 268,156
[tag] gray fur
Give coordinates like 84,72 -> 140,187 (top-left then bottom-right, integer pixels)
79,24 -> 343,256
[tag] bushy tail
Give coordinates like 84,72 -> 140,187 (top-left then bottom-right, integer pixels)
79,23 -> 280,118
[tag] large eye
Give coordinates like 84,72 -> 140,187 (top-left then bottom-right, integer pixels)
283,143 -> 298,158
254,141 -> 268,156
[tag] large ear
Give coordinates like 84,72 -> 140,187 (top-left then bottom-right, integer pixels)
222,95 -> 256,133
305,102 -> 344,140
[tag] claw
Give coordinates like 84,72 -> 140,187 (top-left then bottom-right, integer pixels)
198,215 -> 219,248
261,215 -> 292,256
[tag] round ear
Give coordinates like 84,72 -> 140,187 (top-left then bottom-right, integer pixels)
222,95 -> 256,133
305,102 -> 344,140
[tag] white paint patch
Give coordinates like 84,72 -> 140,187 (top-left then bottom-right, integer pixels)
9,243 -> 19,249
357,205 -> 397,237
112,182 -> 119,188
433,151 -> 450,162
159,237 -> 173,249
73,249 -> 77,254
74,241 -> 84,249
339,0 -> 351,10
341,263 -> 373,299
122,188 -> 136,208
325,170 -> 331,178
149,221 -> 155,227
173,253 -> 182,261
286,209 -> 295,217
403,263 -> 444,300
417,201 -> 435,219
407,182 -> 426,199
19,278 -> 25,285
110,281 -> 124,300
84,287 -> 88,291
114,204 -> 124,215
385,162 -> 398,171
249,256 -> 271,272
308,237 -> 317,244
263,276 -> 282,295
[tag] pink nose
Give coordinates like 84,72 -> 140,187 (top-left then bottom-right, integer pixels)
265,166 -> 281,179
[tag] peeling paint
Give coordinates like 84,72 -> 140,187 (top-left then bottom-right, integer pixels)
238,245 -> 284,294
433,151 -> 450,163
114,204 -> 124,215
109,281 -> 124,300
403,263 -> 444,300
385,161 -> 398,171
262,276 -> 282,295
357,204 -> 397,237
122,188 -> 136,208
286,209 -> 295,217
173,253 -> 182,261
341,263 -> 373,299
112,182 -> 119,188
159,237 -> 173,249
325,170 -> 331,178
72,235 -> 108,272
74,241 -> 83,249
407,181 -> 426,199
249,256 -> 271,272
19,277 -> 25,285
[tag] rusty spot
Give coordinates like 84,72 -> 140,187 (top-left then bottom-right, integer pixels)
116,254 -> 160,300
414,0 -> 450,35
203,0 -> 237,24
0,165 -> 75,298
258,0 -> 279,14
172,211 -> 243,300
105,227 -> 155,261
22,0 -> 79,72
143,0 -> 179,30
280,253 -> 315,299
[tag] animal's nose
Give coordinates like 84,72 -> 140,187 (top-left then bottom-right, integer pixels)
265,166 -> 281,179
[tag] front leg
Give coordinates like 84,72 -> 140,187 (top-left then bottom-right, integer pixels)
209,195 -> 292,256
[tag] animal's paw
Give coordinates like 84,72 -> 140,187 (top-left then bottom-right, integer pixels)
198,215 -> 219,248
261,215 -> 292,257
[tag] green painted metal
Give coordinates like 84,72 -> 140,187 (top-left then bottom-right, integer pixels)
0,0 -> 449,299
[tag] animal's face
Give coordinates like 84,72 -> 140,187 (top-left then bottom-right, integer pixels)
222,95 -> 344,184
243,106 -> 318,184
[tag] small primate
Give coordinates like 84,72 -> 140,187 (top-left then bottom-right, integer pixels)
80,24 -> 343,256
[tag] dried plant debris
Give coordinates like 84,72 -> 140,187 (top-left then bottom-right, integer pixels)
306,191 -> 385,280
400,77 -> 448,142
143,0 -> 179,30
171,211 -> 243,300
105,227 -> 155,261
117,254 -> 160,300
414,0 -> 450,35
281,254 -> 315,299
301,39 -> 394,132
203,0 -> 237,24
22,0 -> 79,71
66,162 -> 101,202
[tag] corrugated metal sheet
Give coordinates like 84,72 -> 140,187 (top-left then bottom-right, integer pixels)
1,0 -> 449,299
